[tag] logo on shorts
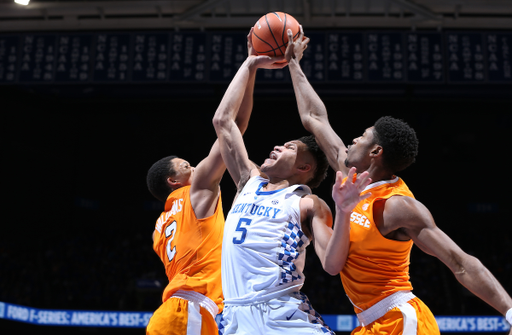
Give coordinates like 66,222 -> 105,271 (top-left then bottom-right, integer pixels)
286,310 -> 297,320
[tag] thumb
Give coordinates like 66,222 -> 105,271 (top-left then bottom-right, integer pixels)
287,29 -> 293,44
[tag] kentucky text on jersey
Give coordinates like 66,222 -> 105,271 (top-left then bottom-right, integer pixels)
230,202 -> 281,218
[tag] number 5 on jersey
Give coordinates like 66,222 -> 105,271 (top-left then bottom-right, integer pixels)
233,218 -> 252,244
165,221 -> 177,262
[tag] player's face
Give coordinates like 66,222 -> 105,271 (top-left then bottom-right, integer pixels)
171,158 -> 194,186
261,140 -> 303,176
344,127 -> 376,172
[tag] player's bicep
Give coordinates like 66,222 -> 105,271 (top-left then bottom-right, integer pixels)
412,224 -> 467,272
191,140 -> 225,191
398,198 -> 467,271
305,196 -> 333,262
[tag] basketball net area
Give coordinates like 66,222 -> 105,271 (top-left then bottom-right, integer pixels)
1,300 -> 510,333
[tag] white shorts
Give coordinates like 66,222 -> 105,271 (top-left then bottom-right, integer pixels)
218,291 -> 334,335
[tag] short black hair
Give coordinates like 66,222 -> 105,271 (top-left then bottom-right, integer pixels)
372,116 -> 418,173
297,135 -> 329,189
146,155 -> 178,203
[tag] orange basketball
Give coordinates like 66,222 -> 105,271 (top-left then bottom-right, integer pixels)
251,12 -> 300,57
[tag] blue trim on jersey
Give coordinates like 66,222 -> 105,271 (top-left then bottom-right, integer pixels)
294,292 -> 335,334
277,221 -> 309,286
255,182 -> 284,195
255,182 -> 305,196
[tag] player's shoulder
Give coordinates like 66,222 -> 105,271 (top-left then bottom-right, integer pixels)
385,195 -> 424,212
383,195 -> 432,228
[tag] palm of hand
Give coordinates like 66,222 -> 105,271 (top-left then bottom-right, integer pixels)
333,181 -> 365,213
332,169 -> 371,213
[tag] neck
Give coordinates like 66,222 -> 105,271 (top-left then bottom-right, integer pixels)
364,166 -> 394,184
263,178 -> 293,191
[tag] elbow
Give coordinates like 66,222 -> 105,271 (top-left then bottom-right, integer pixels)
323,262 -> 342,276
300,116 -> 315,133
300,113 -> 325,134
453,254 -> 482,276
212,112 -> 227,132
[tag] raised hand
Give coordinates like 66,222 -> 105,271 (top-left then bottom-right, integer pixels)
247,27 -> 287,69
284,25 -> 310,63
246,27 -> 258,57
332,167 -> 372,214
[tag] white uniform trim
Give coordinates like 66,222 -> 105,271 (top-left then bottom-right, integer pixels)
186,300 -> 202,335
399,301 -> 418,335
506,308 -> 512,326
172,289 -> 219,319
362,176 -> 400,193
356,290 -> 416,326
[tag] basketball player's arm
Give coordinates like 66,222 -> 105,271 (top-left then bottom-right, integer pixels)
302,194 -> 334,270
213,46 -> 285,189
190,32 -> 261,218
388,196 -> 512,321
324,169 -> 372,275
285,27 -> 349,174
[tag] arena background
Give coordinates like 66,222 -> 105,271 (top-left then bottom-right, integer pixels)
1,0 -> 512,334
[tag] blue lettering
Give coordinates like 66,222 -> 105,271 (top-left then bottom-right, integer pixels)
263,207 -> 272,217
257,206 -> 265,215
232,204 -> 240,213
241,203 -> 249,213
232,203 -> 281,218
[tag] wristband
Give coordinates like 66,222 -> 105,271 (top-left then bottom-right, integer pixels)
506,308 -> 512,326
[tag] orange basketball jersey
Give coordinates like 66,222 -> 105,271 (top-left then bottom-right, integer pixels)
341,177 -> 415,312
152,186 -> 224,313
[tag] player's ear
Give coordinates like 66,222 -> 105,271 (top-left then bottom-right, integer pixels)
370,145 -> 383,157
297,163 -> 312,173
167,177 -> 180,188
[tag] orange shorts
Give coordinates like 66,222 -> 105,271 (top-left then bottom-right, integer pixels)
146,297 -> 218,335
352,297 -> 440,335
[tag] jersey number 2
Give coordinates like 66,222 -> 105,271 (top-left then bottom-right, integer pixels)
165,221 -> 177,262
233,218 -> 252,244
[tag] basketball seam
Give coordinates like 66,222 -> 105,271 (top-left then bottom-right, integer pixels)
266,12 -> 281,57
278,13 -> 288,55
252,31 -> 278,53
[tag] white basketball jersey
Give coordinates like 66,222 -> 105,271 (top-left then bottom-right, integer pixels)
221,175 -> 312,304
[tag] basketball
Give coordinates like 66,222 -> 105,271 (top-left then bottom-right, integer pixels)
251,12 -> 300,58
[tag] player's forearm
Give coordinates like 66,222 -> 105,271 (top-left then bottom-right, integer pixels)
454,254 -> 512,316
288,58 -> 328,133
213,58 -> 257,186
214,58 -> 257,128
236,65 -> 257,134
323,207 -> 351,275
